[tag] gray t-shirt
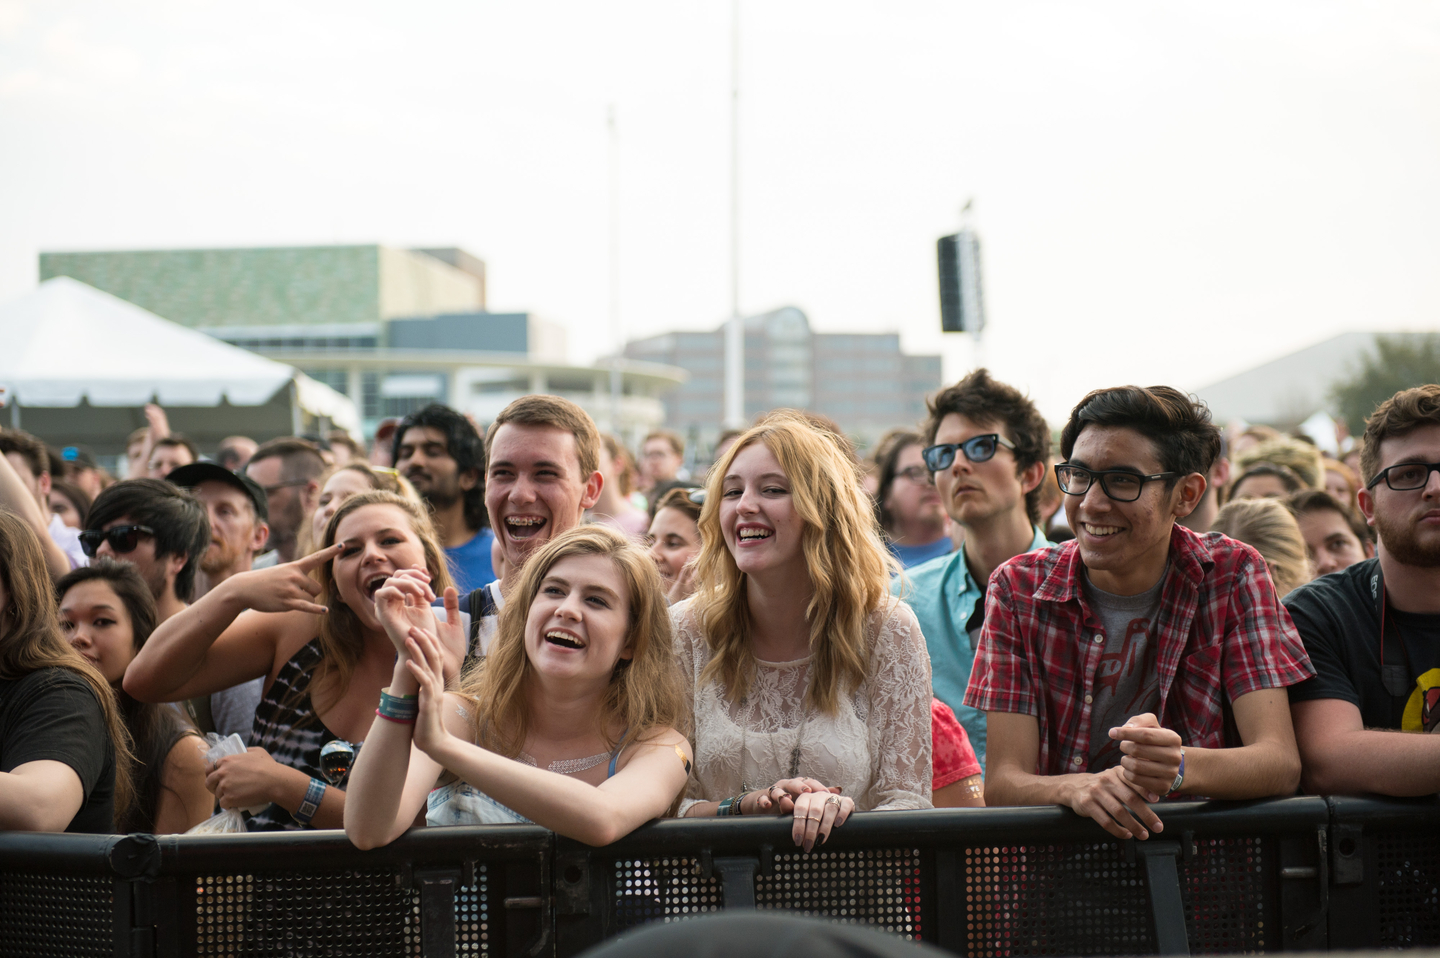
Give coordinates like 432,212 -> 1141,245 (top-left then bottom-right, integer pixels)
1085,568 -> 1165,772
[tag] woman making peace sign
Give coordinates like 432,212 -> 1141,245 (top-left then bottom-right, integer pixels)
125,491 -> 455,830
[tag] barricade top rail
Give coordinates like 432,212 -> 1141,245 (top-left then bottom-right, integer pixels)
0,795 -> 1340,876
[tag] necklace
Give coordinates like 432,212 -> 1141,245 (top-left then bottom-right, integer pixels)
737,691 -> 810,793
519,750 -> 610,775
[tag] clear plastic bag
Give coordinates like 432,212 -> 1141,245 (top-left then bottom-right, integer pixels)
183,733 -> 268,835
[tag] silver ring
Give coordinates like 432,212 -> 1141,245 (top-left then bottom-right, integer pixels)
825,795 -> 842,808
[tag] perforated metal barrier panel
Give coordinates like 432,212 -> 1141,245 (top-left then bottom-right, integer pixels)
1374,832 -> 1440,947
610,857 -> 721,929
191,868 -> 424,956
756,847 -> 924,939
0,799 -> 1435,957
0,872 -> 113,958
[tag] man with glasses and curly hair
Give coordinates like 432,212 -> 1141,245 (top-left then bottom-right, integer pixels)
1286,385 -> 1440,796
966,385 -> 1312,841
890,369 -> 1052,766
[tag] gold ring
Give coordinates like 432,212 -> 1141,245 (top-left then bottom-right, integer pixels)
825,795 -> 842,808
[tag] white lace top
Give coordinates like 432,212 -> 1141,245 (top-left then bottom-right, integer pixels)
673,595 -> 933,815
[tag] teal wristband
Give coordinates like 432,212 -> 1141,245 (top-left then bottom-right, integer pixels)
378,687 -> 419,721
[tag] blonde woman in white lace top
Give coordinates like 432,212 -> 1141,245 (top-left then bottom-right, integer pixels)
677,412 -> 933,850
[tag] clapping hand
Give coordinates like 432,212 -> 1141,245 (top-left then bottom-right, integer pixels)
375,571 -> 465,681
403,623 -> 455,758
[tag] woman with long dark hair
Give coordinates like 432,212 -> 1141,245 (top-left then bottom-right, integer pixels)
0,513 -> 133,832
58,561 -> 210,832
125,490 -> 454,830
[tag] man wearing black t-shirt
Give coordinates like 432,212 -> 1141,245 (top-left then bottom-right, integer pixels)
1286,385 -> 1440,796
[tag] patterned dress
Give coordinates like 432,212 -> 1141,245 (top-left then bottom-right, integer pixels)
246,638 -> 351,831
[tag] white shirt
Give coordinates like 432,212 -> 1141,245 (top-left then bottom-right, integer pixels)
49,512 -> 88,569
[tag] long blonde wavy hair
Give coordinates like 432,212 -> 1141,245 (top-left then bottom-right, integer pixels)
313,491 -> 453,704
458,525 -> 685,758
694,411 -> 898,714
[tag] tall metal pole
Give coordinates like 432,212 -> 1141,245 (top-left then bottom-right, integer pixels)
608,104 -> 623,435
722,0 -> 744,429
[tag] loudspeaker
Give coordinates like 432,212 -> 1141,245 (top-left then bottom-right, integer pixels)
937,230 -> 985,334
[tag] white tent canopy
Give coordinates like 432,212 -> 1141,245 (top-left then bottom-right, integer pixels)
0,277 -> 359,434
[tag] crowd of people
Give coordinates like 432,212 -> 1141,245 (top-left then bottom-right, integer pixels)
0,372 -> 1436,857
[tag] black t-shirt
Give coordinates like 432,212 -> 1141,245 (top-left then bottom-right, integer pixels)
0,668 -> 116,833
1285,558 -> 1440,732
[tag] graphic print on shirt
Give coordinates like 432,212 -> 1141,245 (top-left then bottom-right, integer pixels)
1402,667 -> 1440,733
1088,615 -> 1160,772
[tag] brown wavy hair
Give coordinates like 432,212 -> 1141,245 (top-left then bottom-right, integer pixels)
312,491 -> 453,704
0,513 -> 135,828
458,525 -> 685,759
693,411 -> 897,715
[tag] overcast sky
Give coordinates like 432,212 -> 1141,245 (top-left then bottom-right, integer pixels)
1,1 -> 1437,420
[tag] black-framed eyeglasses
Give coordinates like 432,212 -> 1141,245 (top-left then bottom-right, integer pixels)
78,524 -> 156,558
1055,464 -> 1177,503
894,466 -> 930,484
1366,460 -> 1440,492
922,434 -> 1015,472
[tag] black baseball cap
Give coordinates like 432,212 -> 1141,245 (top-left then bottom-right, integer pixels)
167,462 -> 269,522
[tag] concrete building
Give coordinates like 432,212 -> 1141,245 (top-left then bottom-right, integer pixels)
40,245 -> 684,441
624,306 -> 943,451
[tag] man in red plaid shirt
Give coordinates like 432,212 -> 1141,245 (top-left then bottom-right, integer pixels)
965,386 -> 1313,841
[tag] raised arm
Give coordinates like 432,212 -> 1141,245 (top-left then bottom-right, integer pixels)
124,545 -> 340,702
1292,698 -> 1440,796
0,451 -> 70,579
346,583 -> 462,849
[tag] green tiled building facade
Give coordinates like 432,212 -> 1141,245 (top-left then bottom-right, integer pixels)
39,245 -> 483,329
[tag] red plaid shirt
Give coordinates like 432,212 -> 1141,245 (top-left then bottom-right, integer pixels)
963,523 -> 1313,776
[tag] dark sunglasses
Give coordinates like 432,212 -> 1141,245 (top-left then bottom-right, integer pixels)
78,524 -> 156,558
684,488 -> 707,506
921,434 -> 1015,472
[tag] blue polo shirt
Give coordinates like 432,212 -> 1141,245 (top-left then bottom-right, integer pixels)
888,537 -> 956,569
891,525 -> 1051,768
445,527 -> 496,595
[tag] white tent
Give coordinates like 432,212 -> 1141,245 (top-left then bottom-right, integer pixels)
0,277 -> 360,445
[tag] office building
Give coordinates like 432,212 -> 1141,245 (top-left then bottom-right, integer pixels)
624,307 -> 943,451
40,245 -> 684,440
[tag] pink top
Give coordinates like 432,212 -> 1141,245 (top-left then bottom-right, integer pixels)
932,699 -> 981,789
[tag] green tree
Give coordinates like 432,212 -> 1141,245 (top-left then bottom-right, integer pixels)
1331,333 -> 1440,434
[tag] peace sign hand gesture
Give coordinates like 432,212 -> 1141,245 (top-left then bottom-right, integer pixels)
225,544 -> 341,615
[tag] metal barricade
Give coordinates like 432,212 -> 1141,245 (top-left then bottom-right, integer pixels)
0,797 -> 1436,957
